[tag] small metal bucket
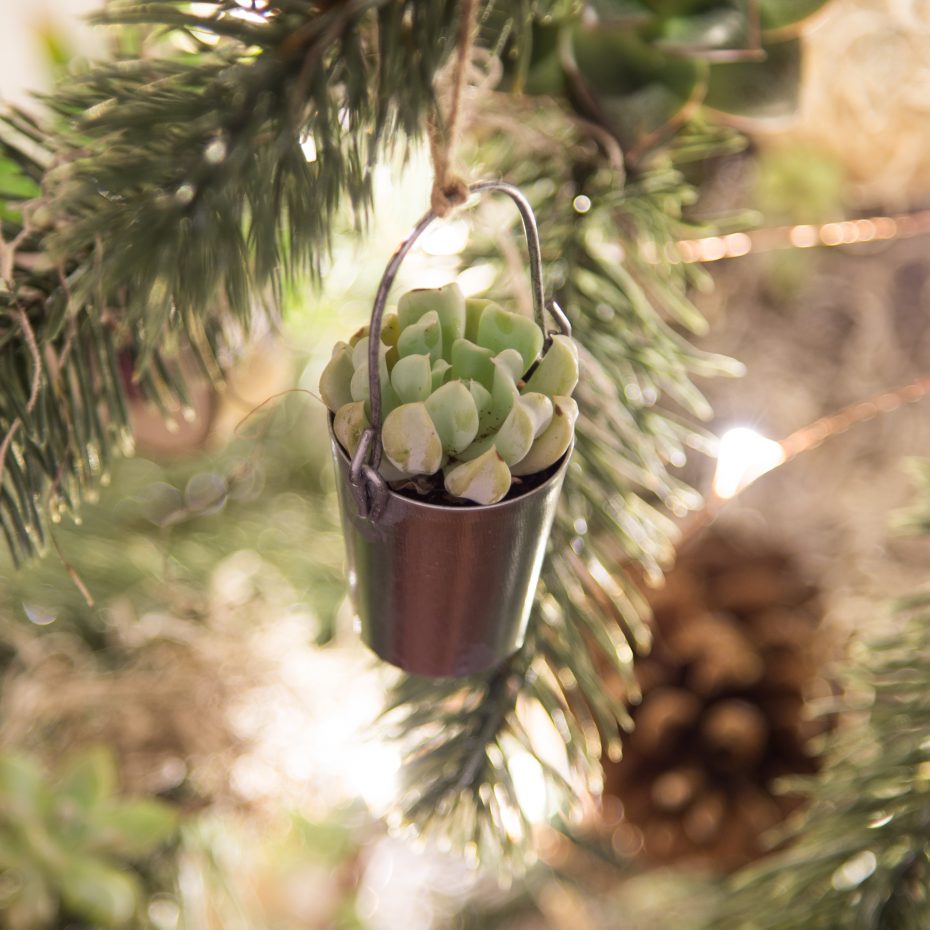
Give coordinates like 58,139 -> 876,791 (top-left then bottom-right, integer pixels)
335,180 -> 573,678
332,432 -> 570,677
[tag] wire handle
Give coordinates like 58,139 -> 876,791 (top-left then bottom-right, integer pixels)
349,180 -> 572,519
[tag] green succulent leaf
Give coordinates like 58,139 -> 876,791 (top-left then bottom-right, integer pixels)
586,0 -> 656,25
444,448 -> 512,505
486,357 -> 521,433
425,381 -> 480,456
382,402 -> 443,475
55,747 -> 118,815
398,283 -> 465,351
494,348 -> 527,380
398,286 -> 443,329
759,0 -> 832,34
57,858 -> 140,928
91,799 -> 178,859
333,402 -> 370,458
391,354 -> 433,404
451,338 -> 496,389
704,36 -> 801,117
349,348 -> 395,414
350,363 -> 372,405
380,313 -> 401,348
476,305 -> 544,371
461,397 -> 536,465
468,379 -> 493,429
319,343 -> 355,412
464,298 -> 499,343
0,755 -> 48,822
397,310 -> 443,362
348,326 -> 369,348
519,392 -> 555,437
511,395 -> 578,475
652,8 -> 749,54
566,25 -> 707,148
523,334 -> 580,396
431,359 -> 452,390
351,336 -> 375,370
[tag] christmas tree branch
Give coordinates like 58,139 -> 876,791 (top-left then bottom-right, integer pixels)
385,111 -> 745,861
702,474 -> 930,928
45,0 -> 463,332
4,0 -> 745,867
0,1 -> 554,562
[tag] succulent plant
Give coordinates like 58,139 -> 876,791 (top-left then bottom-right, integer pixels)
509,0 -> 832,156
321,283 -> 579,505
0,748 -> 178,929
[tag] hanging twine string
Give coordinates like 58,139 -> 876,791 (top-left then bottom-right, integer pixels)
427,0 -> 479,217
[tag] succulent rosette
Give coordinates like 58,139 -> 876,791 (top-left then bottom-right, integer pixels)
321,282 -> 579,505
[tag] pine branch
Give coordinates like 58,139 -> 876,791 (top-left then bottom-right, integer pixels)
1,0 -> 743,867
45,1 -> 462,333
700,467 -> 930,930
0,116 -> 229,563
0,390 -> 347,647
0,1 -> 554,562
384,110 -> 745,863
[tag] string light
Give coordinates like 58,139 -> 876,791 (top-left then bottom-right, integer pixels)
708,375 -> 930,505
675,372 -> 930,551
673,209 -> 930,264
712,428 -> 786,500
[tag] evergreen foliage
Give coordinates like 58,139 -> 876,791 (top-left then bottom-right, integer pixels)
386,110 -> 743,860
7,2 -> 929,923
0,1 -> 547,563
2,0 -> 738,866
703,465 -> 930,930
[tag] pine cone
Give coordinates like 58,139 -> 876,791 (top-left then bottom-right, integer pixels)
603,528 -> 835,870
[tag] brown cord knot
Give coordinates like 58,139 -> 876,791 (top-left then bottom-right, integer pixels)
430,175 -> 469,217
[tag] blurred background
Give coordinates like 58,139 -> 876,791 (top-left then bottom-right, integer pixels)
3,2 -> 930,929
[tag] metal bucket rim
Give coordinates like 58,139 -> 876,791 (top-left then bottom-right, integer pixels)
329,419 -> 571,516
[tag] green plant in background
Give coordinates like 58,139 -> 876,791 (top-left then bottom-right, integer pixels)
0,748 -> 176,929
749,144 -> 848,300
512,0 -> 831,158
171,812 -> 369,930
0,390 -> 346,650
321,283 -> 578,504
752,145 -> 846,226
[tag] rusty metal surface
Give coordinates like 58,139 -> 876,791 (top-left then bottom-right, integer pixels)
331,430 -> 570,678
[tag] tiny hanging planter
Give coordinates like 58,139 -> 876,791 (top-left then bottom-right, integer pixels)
322,182 -> 577,678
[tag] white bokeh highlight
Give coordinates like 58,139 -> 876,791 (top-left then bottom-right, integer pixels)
712,427 -> 786,499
